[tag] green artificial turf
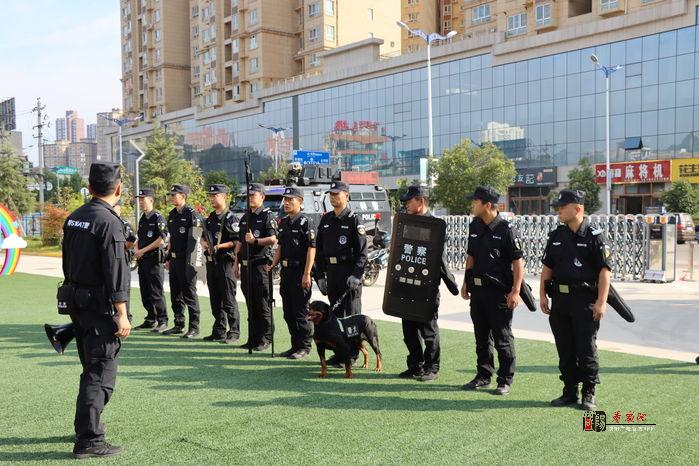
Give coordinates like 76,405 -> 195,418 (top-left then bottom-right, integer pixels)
0,272 -> 696,464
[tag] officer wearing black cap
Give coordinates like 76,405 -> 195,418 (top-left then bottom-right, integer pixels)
540,189 -> 611,411
315,180 -> 368,316
62,163 -> 130,459
233,182 -> 278,351
133,188 -> 169,332
398,185 -> 459,382
315,180 -> 367,366
461,186 -> 524,396
266,186 -> 315,359
201,184 -> 241,344
164,184 -> 203,338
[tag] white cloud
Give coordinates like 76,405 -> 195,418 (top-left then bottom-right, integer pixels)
1,234 -> 28,250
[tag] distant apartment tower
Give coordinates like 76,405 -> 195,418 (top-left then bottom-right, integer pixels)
120,0 -> 191,123
122,0 -> 402,116
65,110 -> 86,143
86,123 -> 97,140
55,118 -> 67,141
401,0 -> 439,53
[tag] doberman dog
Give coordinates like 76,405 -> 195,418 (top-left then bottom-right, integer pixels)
306,300 -> 383,379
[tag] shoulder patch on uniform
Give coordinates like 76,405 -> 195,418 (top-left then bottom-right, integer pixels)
300,217 -> 307,225
263,207 -> 271,213
357,224 -> 366,236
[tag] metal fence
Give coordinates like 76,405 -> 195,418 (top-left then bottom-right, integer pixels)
21,213 -> 43,237
442,215 -> 648,280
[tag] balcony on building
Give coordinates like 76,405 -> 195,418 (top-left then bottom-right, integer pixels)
598,0 -> 624,16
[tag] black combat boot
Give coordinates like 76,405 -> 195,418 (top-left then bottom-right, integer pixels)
551,385 -> 579,407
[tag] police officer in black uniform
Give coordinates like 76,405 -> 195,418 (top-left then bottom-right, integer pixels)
461,186 -> 524,396
398,185 -> 459,382
133,188 -> 169,332
540,189 -> 611,411
233,183 -> 278,351
267,186 -> 315,359
62,163 -> 131,459
314,180 -> 368,316
201,184 -> 241,344
163,184 -> 203,338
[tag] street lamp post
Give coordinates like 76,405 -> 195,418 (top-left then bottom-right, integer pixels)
590,54 -> 622,215
107,114 -> 143,166
258,124 -> 290,172
396,22 -> 456,159
129,140 -> 147,226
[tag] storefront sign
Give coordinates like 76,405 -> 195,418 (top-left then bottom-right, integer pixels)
595,160 -> 671,184
512,167 -> 557,187
671,157 -> 699,183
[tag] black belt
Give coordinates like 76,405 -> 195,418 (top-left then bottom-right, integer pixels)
325,255 -> 352,265
545,280 -> 597,296
281,259 -> 303,268
240,257 -> 267,267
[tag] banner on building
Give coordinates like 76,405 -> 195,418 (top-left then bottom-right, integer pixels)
594,160 -> 671,184
670,157 -> 699,184
512,167 -> 557,187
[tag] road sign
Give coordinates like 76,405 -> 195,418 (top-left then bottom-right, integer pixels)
53,165 -> 79,175
26,181 -> 53,191
292,150 -> 330,165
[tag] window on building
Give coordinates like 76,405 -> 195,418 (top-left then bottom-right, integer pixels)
192,5 -> 198,17
194,85 -> 201,96
408,43 -> 420,53
232,14 -> 239,29
202,6 -> 209,20
154,9 -> 160,22
507,12 -> 527,36
250,34 -> 258,49
472,4 -> 491,24
309,2 -> 320,17
211,68 -> 217,83
309,53 -> 320,67
156,69 -> 162,81
155,29 -> 161,42
251,81 -> 259,93
600,0 -> 619,11
407,0 -> 419,4
367,8 -> 374,20
326,25 -> 335,41
444,4 -> 451,14
193,65 -> 200,77
155,48 -> 161,62
234,84 -> 240,96
250,57 -> 259,73
536,3 -> 552,26
204,72 -> 211,86
444,20 -> 451,30
232,38 -> 239,53
203,28 -> 210,42
192,25 -> 199,37
249,9 -> 258,25
408,12 -> 419,22
325,0 -> 334,15
309,27 -> 320,42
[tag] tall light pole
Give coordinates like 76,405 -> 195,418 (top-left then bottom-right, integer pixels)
129,140 -> 147,227
258,123 -> 290,172
108,114 -> 143,166
397,22 -> 456,159
590,54 -> 622,215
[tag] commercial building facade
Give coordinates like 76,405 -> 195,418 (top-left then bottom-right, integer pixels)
116,0 -> 699,214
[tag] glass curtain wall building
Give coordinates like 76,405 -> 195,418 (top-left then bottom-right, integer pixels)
119,24 -> 699,214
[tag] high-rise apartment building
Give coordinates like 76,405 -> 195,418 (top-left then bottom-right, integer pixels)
401,0 -> 440,53
55,118 -> 67,141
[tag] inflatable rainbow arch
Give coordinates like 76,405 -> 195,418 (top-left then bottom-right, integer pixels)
0,203 -> 26,276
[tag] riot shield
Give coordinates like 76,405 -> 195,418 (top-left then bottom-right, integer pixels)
382,213 -> 446,323
187,223 -> 207,285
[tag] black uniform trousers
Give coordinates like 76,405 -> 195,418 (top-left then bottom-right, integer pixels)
469,286 -> 516,385
137,253 -> 167,325
326,263 -> 362,317
402,317 -> 440,373
549,293 -> 600,389
169,256 -> 200,330
71,314 -> 120,448
240,264 -> 272,346
206,259 -> 240,338
280,267 -> 313,352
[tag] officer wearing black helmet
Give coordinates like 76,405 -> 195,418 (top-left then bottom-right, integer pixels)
133,187 -> 169,332
398,185 -> 459,382
163,184 -> 204,338
201,184 -> 241,344
61,163 -> 131,459
233,183 -> 278,351
540,189 -> 611,411
266,186 -> 316,359
461,186 -> 524,396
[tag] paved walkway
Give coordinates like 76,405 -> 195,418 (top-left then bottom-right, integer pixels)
15,255 -> 699,362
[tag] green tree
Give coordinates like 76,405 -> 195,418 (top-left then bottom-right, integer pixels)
661,180 -> 699,216
204,169 -> 239,195
567,157 -> 601,214
140,127 -> 205,213
430,140 -> 516,215
258,165 -> 287,184
0,143 -> 35,214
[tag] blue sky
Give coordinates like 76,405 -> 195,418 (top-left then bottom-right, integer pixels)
0,1 -> 121,163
